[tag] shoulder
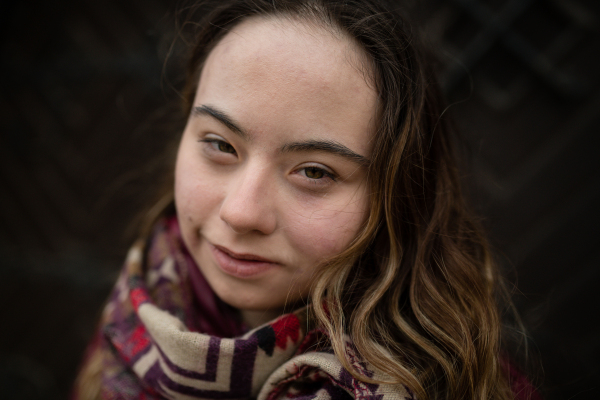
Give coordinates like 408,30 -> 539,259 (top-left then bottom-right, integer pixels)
259,332 -> 415,400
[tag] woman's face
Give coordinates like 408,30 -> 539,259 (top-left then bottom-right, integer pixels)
175,17 -> 377,326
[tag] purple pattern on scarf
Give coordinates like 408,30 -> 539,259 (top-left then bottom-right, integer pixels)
154,336 -> 222,381
143,362 -> 165,398
153,336 -> 260,400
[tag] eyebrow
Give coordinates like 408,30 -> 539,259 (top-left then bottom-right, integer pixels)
193,104 -> 369,166
192,105 -> 247,139
281,140 -> 369,166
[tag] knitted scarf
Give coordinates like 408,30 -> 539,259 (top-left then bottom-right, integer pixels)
73,217 -> 413,400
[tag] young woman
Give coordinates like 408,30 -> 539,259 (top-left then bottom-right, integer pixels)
73,0 -> 538,399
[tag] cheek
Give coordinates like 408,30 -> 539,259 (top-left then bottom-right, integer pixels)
288,193 -> 368,260
174,154 -> 221,232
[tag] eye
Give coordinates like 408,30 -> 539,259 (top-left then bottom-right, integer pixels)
303,167 -> 326,179
215,140 -> 236,154
297,165 -> 337,183
199,136 -> 237,155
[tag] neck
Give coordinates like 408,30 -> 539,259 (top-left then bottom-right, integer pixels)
240,309 -> 282,329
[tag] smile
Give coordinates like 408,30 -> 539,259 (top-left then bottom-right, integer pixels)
209,243 -> 278,278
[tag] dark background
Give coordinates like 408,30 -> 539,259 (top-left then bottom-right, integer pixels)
0,0 -> 598,398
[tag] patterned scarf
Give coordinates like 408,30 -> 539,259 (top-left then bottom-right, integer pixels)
73,216 -> 412,400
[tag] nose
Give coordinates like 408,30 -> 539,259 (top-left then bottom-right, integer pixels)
219,164 -> 277,235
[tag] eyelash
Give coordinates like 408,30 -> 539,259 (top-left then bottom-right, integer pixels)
198,138 -> 237,155
297,165 -> 337,183
198,136 -> 338,184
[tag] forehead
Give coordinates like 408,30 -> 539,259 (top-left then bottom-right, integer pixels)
207,16 -> 369,82
195,16 -> 377,155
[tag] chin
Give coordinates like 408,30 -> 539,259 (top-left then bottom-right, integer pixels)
212,277 -> 303,313
219,288 -> 281,311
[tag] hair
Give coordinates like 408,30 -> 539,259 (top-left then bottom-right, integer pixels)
146,0 -> 521,398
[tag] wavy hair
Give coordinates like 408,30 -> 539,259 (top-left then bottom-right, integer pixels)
174,0 -> 517,398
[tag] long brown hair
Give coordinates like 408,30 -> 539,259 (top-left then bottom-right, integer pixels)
171,0 -> 517,398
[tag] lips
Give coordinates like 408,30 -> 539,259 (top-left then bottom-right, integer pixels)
209,243 -> 278,278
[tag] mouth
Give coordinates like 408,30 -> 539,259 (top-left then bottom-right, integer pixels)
213,245 -> 276,263
209,243 -> 278,278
